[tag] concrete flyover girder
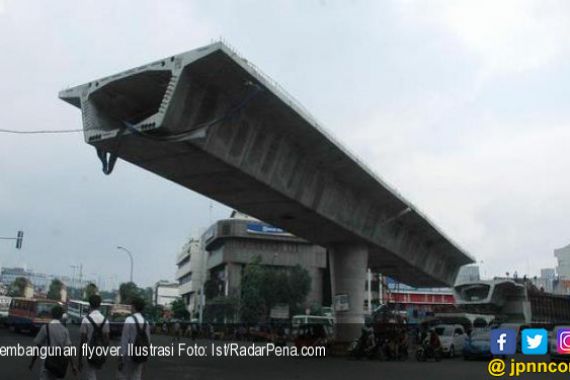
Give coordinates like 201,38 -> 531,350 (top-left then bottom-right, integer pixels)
59,42 -> 474,287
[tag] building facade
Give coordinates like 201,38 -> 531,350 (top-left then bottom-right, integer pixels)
556,244 -> 570,279
154,281 -> 180,308
0,267 -> 76,294
202,212 -> 327,312
176,239 -> 207,315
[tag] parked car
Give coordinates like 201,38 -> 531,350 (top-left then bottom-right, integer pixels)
434,324 -> 467,358
463,329 -> 492,360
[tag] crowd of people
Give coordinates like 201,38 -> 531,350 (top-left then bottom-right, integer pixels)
29,295 -> 151,380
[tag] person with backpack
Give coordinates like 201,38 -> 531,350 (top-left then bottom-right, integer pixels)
79,294 -> 110,380
29,305 -> 77,379
118,297 -> 151,380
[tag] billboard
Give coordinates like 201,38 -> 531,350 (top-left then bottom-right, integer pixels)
246,223 -> 293,237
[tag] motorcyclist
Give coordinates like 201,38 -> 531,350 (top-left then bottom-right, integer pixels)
423,329 -> 442,355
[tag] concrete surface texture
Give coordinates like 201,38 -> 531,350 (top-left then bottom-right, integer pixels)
59,42 -> 473,287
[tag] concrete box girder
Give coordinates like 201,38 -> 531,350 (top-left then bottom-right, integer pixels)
59,42 -> 473,287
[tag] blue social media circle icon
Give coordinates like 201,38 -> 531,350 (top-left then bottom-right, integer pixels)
491,329 -> 517,355
521,329 -> 548,355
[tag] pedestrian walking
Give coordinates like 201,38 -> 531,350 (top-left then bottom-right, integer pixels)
79,294 -> 110,380
117,297 -> 151,380
29,305 -> 77,380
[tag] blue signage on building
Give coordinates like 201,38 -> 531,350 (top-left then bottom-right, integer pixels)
246,223 -> 293,236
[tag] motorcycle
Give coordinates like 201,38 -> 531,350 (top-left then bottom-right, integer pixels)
415,342 -> 442,362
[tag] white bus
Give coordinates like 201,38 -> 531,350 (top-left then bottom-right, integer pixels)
67,299 -> 113,324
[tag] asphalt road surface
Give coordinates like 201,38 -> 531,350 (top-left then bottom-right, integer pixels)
0,326 -> 565,380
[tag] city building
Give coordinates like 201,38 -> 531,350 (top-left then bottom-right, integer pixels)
202,211 -> 327,314
532,268 -> 556,293
176,238 -> 207,315
0,266 -> 91,295
154,281 -> 180,308
368,275 -> 455,323
555,244 -> 570,279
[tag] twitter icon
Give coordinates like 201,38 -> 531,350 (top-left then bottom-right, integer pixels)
522,329 -> 548,355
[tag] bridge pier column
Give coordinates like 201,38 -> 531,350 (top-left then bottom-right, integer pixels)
330,243 -> 368,343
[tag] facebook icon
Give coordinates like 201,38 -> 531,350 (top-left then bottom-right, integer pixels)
491,329 -> 517,355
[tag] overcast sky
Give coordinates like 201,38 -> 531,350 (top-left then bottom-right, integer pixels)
1,0 -> 569,288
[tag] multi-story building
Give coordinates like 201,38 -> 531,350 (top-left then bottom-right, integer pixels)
555,244 -> 570,279
532,268 -> 556,293
368,275 -> 455,323
176,239 -> 207,315
202,211 -> 327,313
153,281 -> 180,308
0,267 -> 75,294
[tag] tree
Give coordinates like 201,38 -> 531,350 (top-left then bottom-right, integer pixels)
47,279 -> 64,301
142,287 -> 153,307
239,258 -> 312,323
286,265 -> 311,314
83,283 -> 99,301
119,282 -> 142,304
145,304 -> 164,321
240,257 -> 266,324
118,282 -> 150,305
8,277 -> 29,297
171,298 -> 190,320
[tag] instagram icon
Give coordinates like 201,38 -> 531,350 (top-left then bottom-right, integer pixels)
557,329 -> 570,354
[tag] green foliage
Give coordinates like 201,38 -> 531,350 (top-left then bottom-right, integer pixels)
47,278 -> 64,301
83,283 -> 99,301
240,257 -> 266,324
8,277 -> 29,297
240,258 -> 312,323
144,304 -> 164,321
142,287 -> 153,307
171,298 -> 190,320
119,282 -> 144,304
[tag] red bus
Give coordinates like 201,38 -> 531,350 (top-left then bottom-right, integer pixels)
8,298 -> 64,333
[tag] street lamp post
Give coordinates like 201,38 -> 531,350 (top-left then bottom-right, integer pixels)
116,246 -> 134,283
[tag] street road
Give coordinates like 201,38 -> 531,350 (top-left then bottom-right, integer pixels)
0,326 -> 563,379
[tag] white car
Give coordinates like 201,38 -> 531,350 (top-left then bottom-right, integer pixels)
434,324 -> 467,358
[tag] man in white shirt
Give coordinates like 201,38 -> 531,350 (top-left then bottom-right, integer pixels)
79,295 -> 110,380
118,297 -> 151,380
30,305 -> 77,379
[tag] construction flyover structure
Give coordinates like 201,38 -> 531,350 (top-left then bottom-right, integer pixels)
59,42 -> 473,342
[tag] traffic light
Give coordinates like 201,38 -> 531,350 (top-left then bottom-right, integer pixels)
15,230 -> 23,249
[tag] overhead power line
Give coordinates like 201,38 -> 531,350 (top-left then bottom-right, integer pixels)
0,128 -> 83,134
